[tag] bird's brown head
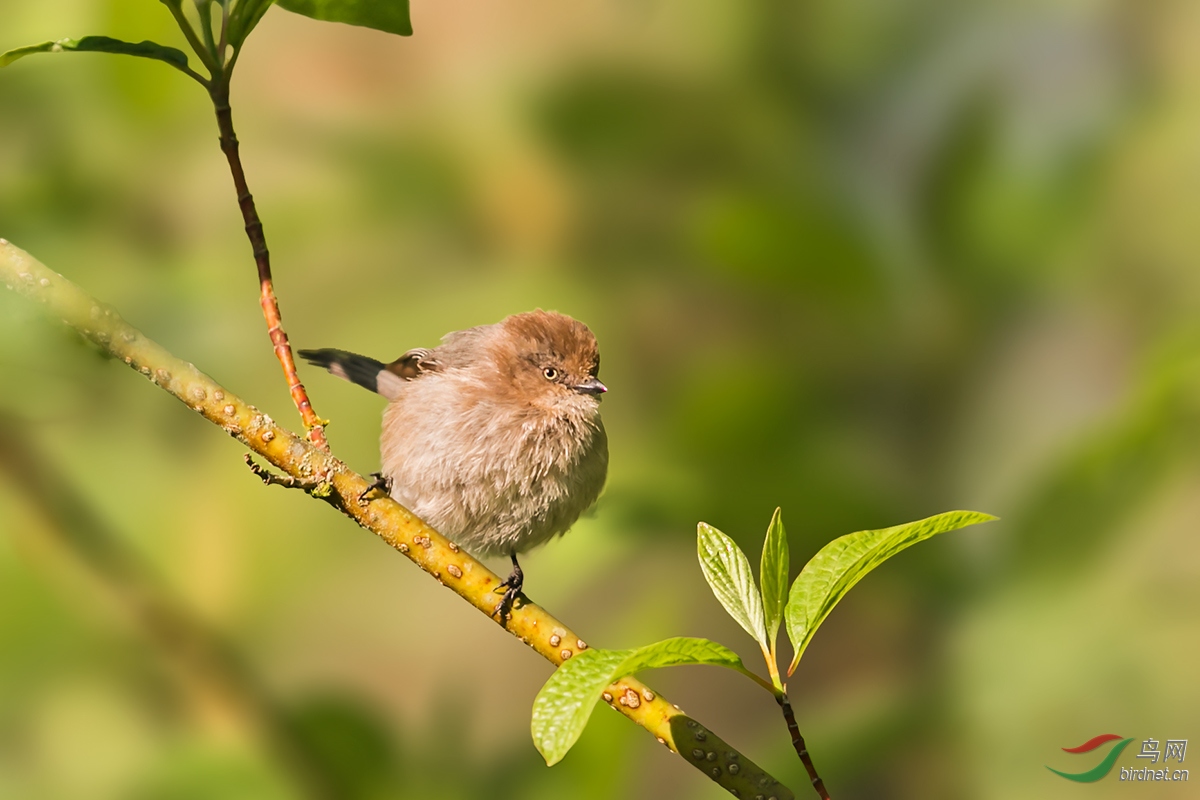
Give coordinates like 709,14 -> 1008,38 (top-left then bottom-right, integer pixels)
494,310 -> 606,409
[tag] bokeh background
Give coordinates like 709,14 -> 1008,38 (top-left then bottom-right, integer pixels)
2,0 -> 1199,798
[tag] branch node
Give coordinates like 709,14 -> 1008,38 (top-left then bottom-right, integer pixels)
243,454 -> 324,494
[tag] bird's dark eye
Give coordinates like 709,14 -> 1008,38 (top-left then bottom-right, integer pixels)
542,366 -> 559,381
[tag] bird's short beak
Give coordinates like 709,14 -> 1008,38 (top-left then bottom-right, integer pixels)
574,377 -> 608,395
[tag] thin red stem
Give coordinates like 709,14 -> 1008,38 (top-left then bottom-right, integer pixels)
209,83 -> 327,450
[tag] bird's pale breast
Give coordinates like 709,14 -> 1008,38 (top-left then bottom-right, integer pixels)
379,368 -> 608,557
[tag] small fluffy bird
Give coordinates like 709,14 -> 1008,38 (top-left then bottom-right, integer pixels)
299,310 -> 608,617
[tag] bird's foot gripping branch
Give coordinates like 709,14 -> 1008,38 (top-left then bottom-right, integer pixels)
0,240 -> 796,799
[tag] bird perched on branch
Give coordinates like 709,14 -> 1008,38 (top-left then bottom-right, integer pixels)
299,310 -> 608,618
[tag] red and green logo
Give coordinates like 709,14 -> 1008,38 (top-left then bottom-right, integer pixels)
1047,734 -> 1135,782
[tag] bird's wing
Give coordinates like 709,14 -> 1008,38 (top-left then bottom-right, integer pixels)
384,348 -> 442,380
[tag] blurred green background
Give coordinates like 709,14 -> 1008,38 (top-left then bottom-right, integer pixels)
2,0 -> 1199,798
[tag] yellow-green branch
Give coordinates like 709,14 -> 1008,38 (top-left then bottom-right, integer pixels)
0,239 -> 794,800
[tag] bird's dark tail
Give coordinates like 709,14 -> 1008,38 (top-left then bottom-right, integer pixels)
298,349 -> 392,396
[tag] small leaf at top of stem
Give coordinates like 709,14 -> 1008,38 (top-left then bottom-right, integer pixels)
697,522 -> 769,651
785,509 -> 996,676
760,507 -> 789,654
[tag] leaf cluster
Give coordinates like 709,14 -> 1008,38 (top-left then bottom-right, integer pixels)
531,509 -> 995,764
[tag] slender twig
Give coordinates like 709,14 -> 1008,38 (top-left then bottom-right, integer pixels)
1,241 -> 795,800
0,414 -> 340,800
157,3 -> 326,445
778,693 -> 830,800
206,82 -> 328,450
245,453 -> 322,490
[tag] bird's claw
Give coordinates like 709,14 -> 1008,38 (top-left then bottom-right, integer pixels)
491,555 -> 524,623
358,472 -> 392,504
491,586 -> 523,622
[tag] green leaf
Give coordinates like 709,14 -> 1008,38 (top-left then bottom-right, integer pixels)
276,0 -> 413,37
226,0 -> 277,49
1,36 -> 190,71
697,522 -> 768,650
531,637 -> 745,766
531,649 -> 626,768
760,507 -> 789,649
614,636 -> 744,675
785,510 -> 996,674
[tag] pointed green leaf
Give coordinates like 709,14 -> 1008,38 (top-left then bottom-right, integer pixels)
0,43 -> 54,67
531,648 -> 628,767
760,508 -> 789,648
698,522 -> 768,650
785,510 -> 996,674
531,637 -> 745,765
613,636 -> 744,677
1,36 -> 190,71
227,0 -> 277,49
276,0 -> 413,37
